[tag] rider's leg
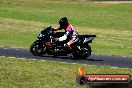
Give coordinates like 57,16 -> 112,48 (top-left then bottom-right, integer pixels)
65,36 -> 79,51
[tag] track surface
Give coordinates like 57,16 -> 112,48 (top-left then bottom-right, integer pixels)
0,47 -> 132,68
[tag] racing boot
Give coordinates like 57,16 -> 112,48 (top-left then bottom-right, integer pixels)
63,44 -> 72,54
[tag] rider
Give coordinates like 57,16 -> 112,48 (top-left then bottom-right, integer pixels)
54,17 -> 79,51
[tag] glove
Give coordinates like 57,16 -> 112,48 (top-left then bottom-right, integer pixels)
53,38 -> 59,42
53,28 -> 58,31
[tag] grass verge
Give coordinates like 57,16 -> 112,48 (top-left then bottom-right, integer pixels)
0,56 -> 132,88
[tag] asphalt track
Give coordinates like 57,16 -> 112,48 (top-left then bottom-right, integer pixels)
0,47 -> 132,68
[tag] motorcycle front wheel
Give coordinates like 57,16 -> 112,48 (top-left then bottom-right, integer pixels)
30,40 -> 46,56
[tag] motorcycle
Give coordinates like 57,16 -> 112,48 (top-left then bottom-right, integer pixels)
30,26 -> 96,59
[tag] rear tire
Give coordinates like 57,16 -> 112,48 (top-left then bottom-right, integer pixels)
81,45 -> 91,59
72,45 -> 91,59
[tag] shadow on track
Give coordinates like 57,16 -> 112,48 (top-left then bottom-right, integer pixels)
41,55 -> 104,62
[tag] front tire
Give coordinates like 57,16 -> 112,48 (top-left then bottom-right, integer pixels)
30,40 -> 45,56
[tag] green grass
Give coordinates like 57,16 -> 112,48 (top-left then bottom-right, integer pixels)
0,0 -> 132,57
0,0 -> 132,30
0,56 -> 132,88
0,1 -> 132,87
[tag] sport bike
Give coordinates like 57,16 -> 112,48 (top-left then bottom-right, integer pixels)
30,26 -> 96,59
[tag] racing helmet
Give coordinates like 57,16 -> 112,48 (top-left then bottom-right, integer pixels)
59,17 -> 69,28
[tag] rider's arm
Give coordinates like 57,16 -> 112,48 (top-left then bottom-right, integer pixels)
58,35 -> 67,41
58,26 -> 74,42
58,31 -> 69,41
54,26 -> 62,31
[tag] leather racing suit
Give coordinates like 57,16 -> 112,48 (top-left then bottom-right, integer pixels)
57,24 -> 79,48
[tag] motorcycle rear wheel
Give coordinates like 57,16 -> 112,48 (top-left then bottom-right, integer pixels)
72,45 -> 91,59
81,45 -> 91,59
